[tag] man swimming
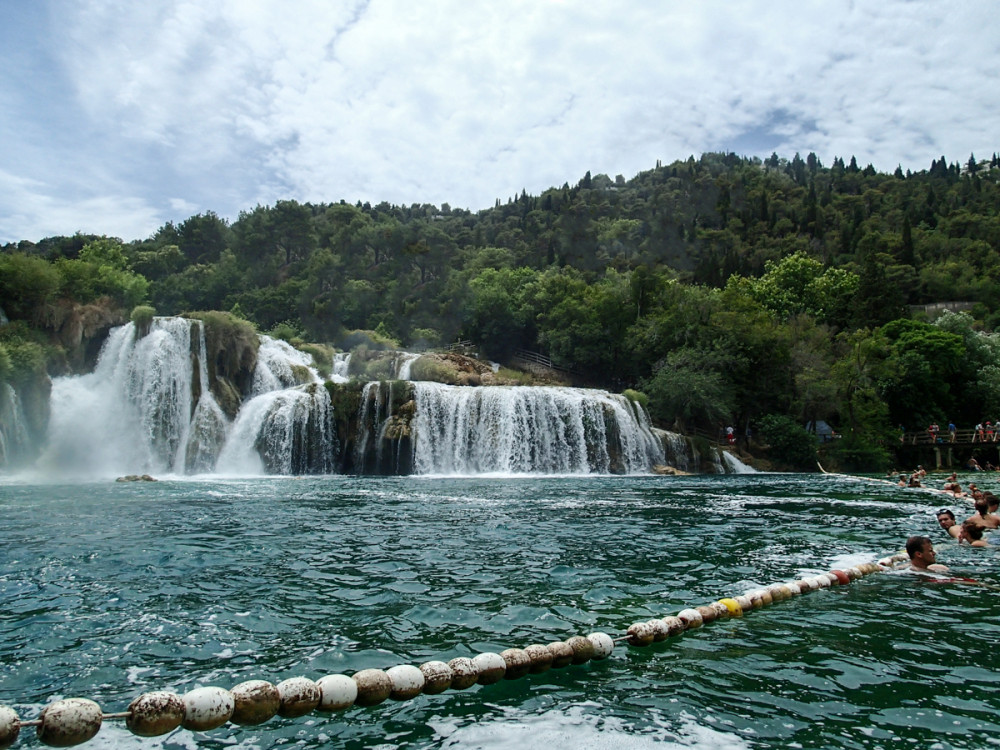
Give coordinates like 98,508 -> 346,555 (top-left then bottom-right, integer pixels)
906,535 -> 949,573
936,509 -> 962,539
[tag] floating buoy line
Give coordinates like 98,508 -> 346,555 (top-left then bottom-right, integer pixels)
0,552 -> 912,749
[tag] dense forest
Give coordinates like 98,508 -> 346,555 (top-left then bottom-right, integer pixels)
3,150 -> 1000,469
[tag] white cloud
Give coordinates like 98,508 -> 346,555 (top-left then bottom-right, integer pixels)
0,169 -> 163,244
0,0 -> 996,242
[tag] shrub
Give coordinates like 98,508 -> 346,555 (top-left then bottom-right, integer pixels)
758,414 -> 818,471
298,343 -> 335,378
130,305 -> 156,337
622,389 -> 649,409
408,356 -> 459,384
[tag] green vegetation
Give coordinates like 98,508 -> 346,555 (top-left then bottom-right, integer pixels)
5,150 -> 1000,469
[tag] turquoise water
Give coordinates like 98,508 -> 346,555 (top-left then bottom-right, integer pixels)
2,473 -> 999,749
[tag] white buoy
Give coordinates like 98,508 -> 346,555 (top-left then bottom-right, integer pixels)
547,641 -> 574,668
784,582 -> 802,596
276,677 -> 320,718
473,652 -> 506,684
500,648 -> 532,680
662,615 -> 685,635
126,691 -> 186,736
709,601 -> 729,619
386,665 -> 425,700
524,644 -> 554,673
626,621 -> 655,646
646,619 -> 670,642
182,687 -> 234,732
696,605 -> 718,623
37,698 -> 103,747
677,608 -> 703,628
0,706 -> 18,750
587,632 -> 614,659
316,674 -> 358,711
352,669 -> 393,706
418,661 -> 453,694
229,681 -> 280,726
734,594 -> 753,611
566,635 -> 596,663
447,657 -> 479,690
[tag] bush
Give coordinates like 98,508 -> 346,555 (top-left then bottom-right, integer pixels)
408,356 -> 460,384
4,340 -> 47,385
758,414 -> 818,471
622,389 -> 649,409
268,320 -> 303,344
337,329 -> 399,351
408,327 -> 441,350
130,305 -> 156,331
298,343 -> 335,378
0,343 -> 11,383
0,253 -> 61,320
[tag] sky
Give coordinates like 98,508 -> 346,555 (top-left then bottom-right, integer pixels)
0,0 -> 997,245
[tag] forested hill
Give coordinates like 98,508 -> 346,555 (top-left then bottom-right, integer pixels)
3,150 -> 1000,469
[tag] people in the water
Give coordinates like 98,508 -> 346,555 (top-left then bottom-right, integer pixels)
936,508 -> 962,539
959,521 -> 990,547
906,535 -> 949,572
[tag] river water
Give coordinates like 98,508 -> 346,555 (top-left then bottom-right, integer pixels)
1,473 -> 998,749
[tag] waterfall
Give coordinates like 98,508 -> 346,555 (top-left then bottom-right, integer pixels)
252,335 -> 320,395
411,383 -> 663,475
396,353 -> 420,380
721,450 -> 756,474
331,352 -> 352,383
184,327 -> 229,473
0,384 -> 31,469
40,318 -> 207,477
659,429 -> 697,473
216,383 -> 335,475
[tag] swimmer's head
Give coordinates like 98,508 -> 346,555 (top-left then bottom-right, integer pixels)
936,509 -> 956,529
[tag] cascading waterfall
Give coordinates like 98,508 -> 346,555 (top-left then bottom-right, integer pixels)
331,352 -> 352,383
213,335 -> 335,475
40,318 -> 211,477
215,383 -> 336,475
396,353 -> 421,380
411,382 -> 664,475
252,335 -> 321,395
354,381 -> 385,472
183,327 -> 229,473
0,383 -> 30,469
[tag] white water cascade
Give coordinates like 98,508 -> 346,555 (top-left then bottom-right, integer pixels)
331,352 -> 352,383
0,383 -> 31,469
215,383 -> 335,475
40,318 -> 226,477
411,382 -> 664,475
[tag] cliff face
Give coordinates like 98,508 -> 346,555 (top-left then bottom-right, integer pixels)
187,311 -> 260,419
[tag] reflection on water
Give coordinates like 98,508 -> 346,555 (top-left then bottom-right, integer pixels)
1,474 -> 999,749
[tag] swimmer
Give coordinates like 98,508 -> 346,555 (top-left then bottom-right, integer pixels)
964,497 -> 992,529
936,509 -> 962,539
959,521 -> 990,547
984,494 -> 1000,529
906,535 -> 949,573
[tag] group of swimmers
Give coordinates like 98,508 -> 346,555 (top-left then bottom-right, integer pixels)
906,473 -> 999,572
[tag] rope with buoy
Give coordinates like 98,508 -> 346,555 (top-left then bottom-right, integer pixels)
0,554 -> 910,748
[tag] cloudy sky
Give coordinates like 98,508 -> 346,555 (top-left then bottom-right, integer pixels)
1,1 -> 996,244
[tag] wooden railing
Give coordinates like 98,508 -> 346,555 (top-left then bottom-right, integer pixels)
899,428 -> 997,445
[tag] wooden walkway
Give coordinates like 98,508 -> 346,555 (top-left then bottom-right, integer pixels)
900,428 -> 1000,445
